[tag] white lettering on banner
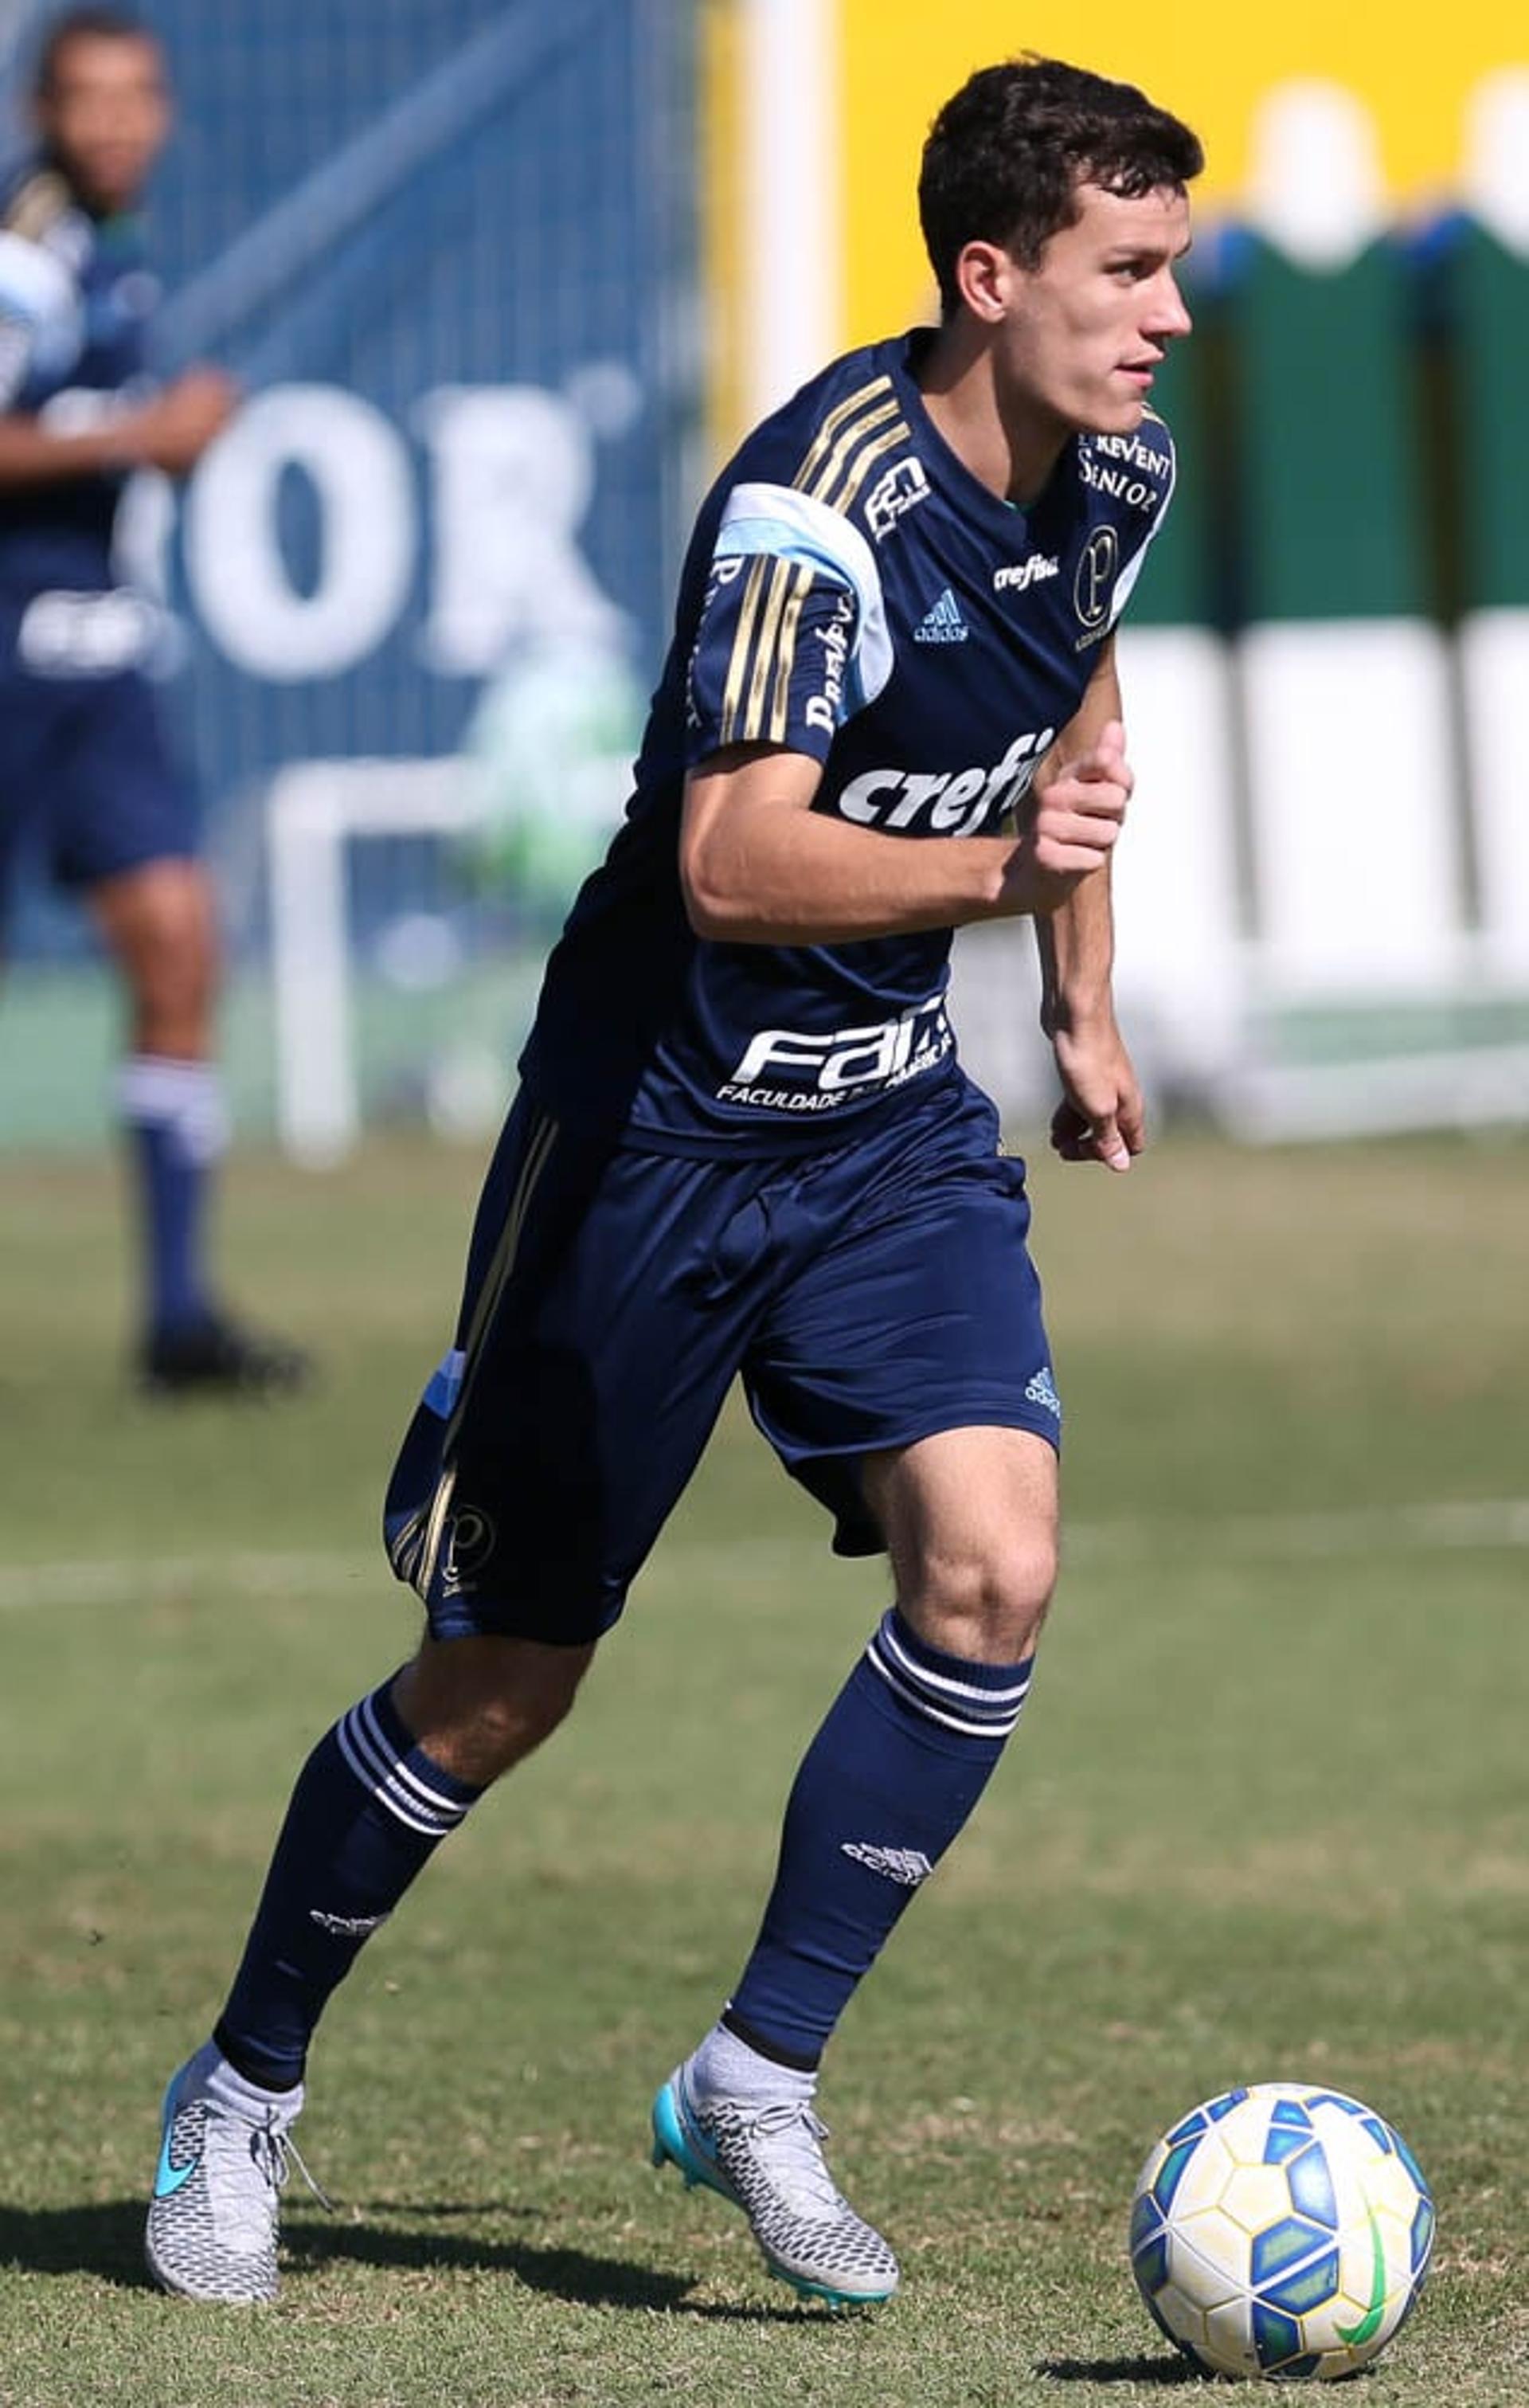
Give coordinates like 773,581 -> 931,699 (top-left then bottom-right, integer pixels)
178,378 -> 635,684
183,385 -> 414,679
837,728 -> 1054,835
416,385 -> 632,674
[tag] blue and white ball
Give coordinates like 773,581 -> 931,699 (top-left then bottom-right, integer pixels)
1129,2083 -> 1434,2381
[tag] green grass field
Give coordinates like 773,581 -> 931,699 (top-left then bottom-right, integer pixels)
2,1130 -> 1526,2407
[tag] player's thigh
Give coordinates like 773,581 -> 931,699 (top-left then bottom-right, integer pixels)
88,856 -> 220,1028
862,1423 -> 1058,1662
745,1084 -> 1062,1563
385,1104 -> 769,1646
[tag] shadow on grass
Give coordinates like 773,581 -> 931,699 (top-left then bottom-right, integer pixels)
0,2199 -> 827,2324
1037,2358 -> 1206,2386
287,2210 -> 845,2321
0,2200 -> 147,2285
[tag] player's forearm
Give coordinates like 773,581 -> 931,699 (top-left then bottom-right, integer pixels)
682,793 -> 1021,944
0,413 -> 133,486
1036,858 -> 1117,1035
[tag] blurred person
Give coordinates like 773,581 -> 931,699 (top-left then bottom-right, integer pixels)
0,7 -> 307,1394
146,55 -> 1199,2302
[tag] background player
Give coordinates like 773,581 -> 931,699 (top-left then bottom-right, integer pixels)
146,55 -> 1201,2304
0,7 -> 306,1394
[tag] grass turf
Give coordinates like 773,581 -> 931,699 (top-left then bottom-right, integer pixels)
1,1129 -> 1526,2406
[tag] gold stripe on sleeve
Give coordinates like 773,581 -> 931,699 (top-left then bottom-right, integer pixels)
741,555 -> 796,739
768,563 -> 815,744
719,554 -> 770,746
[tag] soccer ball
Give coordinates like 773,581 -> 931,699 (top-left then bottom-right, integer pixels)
1128,2083 -> 1434,2381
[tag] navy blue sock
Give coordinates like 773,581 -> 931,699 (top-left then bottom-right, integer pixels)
725,1608 -> 1034,2067
119,1055 -> 227,1334
215,1679 -> 481,2090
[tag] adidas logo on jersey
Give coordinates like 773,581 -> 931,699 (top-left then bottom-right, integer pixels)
913,587 -> 968,644
1024,1364 -> 1062,1418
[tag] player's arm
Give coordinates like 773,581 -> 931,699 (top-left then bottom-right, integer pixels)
0,369 -> 238,487
1031,633 -> 1147,1172
681,740 -> 1127,946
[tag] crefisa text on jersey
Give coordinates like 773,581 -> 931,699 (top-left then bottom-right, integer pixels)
834,725 -> 1055,835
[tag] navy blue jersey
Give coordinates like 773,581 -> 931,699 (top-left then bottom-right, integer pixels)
521,328 -> 1175,1156
0,162 -> 157,598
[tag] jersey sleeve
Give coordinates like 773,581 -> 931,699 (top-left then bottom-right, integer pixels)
0,228 -> 82,412
682,478 -> 894,769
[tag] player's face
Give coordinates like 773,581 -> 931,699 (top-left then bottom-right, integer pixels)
36,33 -> 170,214
998,182 -> 1193,440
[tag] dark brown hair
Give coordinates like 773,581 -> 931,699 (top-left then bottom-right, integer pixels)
919,55 -> 1203,316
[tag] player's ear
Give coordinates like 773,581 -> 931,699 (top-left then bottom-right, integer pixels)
953,240 -> 1012,324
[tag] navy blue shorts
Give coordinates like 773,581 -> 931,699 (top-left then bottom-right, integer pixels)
0,648 -> 198,914
383,1074 -> 1060,1646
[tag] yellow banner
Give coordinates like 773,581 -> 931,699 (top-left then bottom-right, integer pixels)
839,2 -> 1523,342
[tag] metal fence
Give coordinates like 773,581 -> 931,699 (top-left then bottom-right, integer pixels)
1,0 -> 697,1144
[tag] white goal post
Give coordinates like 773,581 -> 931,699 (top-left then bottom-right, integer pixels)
266,757 -> 484,1165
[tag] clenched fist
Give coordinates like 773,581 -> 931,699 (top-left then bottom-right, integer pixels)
999,718 -> 1133,916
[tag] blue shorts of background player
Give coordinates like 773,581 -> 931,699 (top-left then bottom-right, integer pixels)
0,648 -> 199,894
383,1075 -> 1061,1644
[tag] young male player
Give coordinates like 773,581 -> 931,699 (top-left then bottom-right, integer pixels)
0,9 -> 306,1394
146,55 -> 1201,2303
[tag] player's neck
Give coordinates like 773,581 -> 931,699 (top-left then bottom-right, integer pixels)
916,319 -> 1067,511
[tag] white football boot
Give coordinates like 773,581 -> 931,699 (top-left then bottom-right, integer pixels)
652,2050 -> 898,2306
146,2043 -> 317,2302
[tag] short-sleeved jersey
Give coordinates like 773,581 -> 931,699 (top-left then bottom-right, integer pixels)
521,328 -> 1175,1157
0,162 -> 156,601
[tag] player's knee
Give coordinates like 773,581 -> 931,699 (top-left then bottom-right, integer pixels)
467,1674 -> 581,1769
905,1529 -> 1058,1661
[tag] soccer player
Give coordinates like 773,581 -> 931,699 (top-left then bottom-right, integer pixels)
146,56 -> 1201,2303
0,8 -> 307,1394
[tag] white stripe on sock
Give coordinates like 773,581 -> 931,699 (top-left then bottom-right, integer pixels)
336,1703 -> 462,1838
865,1646 -> 1027,1740
874,1616 -> 1033,1708
116,1055 -> 229,1165
354,1693 -> 468,1825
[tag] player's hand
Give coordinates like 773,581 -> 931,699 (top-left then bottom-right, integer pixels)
1001,721 -> 1132,916
122,369 -> 240,474
1049,1013 -> 1146,1173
